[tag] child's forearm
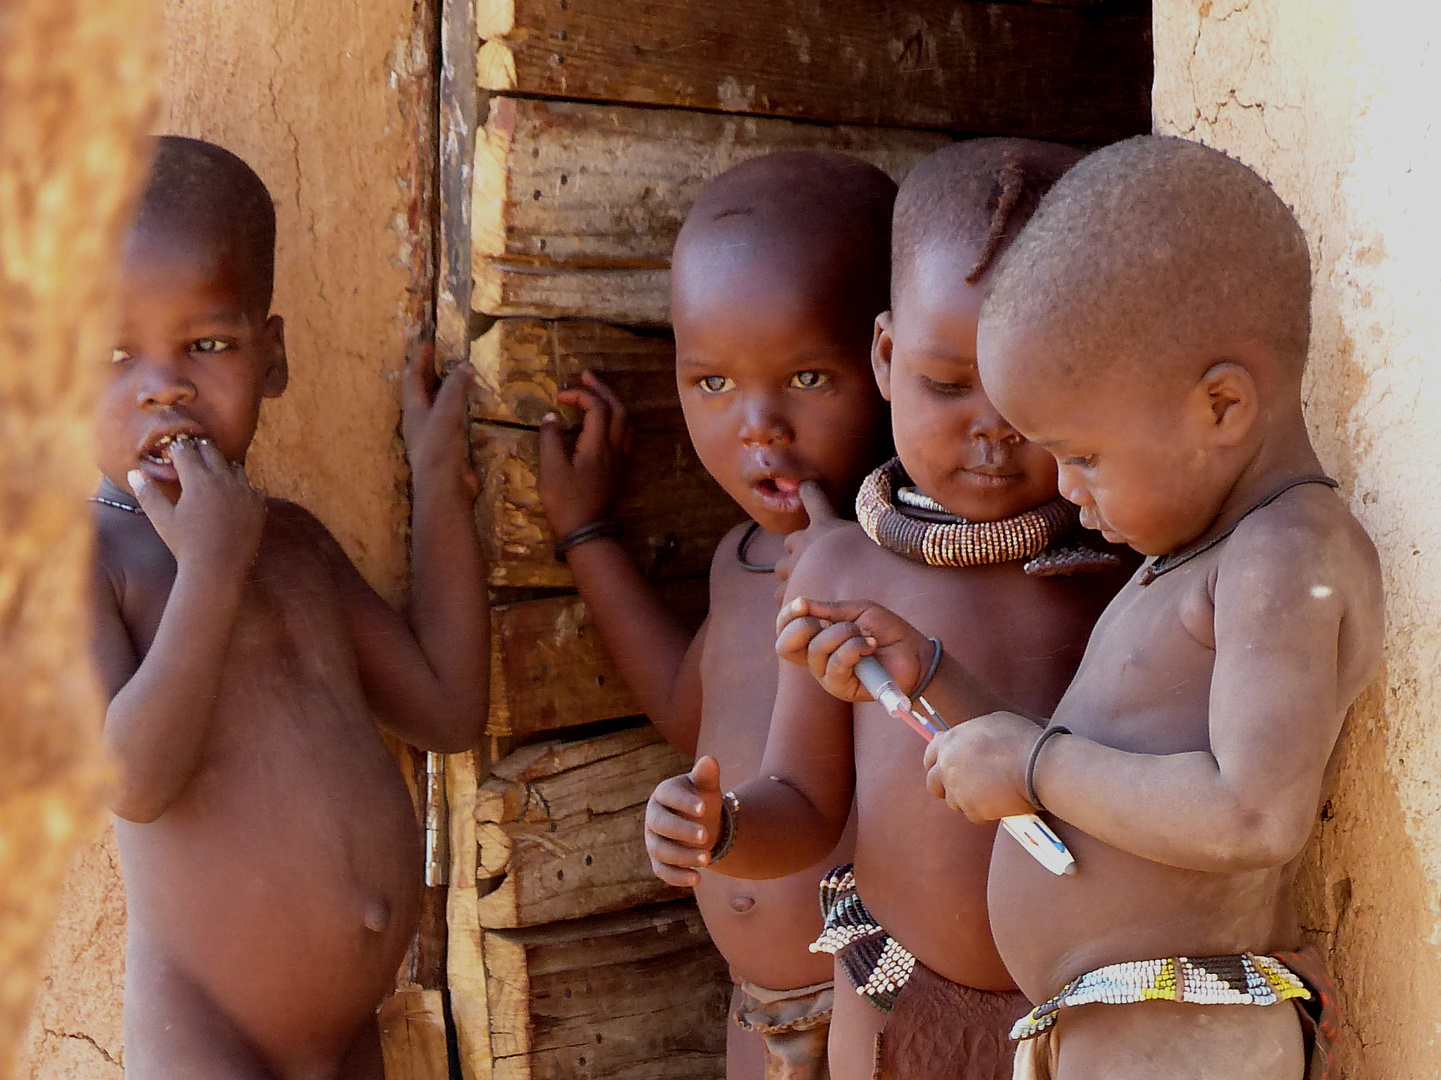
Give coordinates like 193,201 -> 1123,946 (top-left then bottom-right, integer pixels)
103,564 -> 247,822
563,536 -> 698,753
1033,736 -> 1315,873
919,651 -> 1019,724
405,477 -> 490,745
708,774 -> 842,879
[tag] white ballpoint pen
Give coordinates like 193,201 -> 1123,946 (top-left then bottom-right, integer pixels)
853,655 -> 1078,877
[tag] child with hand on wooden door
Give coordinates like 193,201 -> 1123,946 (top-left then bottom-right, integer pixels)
642,140 -> 1135,1080
538,152 -> 895,1080
90,137 -> 488,1080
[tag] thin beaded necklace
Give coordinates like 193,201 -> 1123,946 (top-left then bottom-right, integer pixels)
90,495 -> 145,515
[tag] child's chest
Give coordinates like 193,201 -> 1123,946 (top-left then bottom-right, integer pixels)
695,569 -> 785,770
1056,565 -> 1218,754
871,556 -> 1098,721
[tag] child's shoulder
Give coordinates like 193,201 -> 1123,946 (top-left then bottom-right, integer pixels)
786,520 -> 879,593
1226,482 -> 1380,597
1221,482 -> 1383,674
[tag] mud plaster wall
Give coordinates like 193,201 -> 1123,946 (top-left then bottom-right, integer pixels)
18,2 -> 434,1076
1155,3 -> 1441,1077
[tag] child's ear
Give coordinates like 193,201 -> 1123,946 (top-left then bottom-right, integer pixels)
1195,361 -> 1257,447
871,312 -> 895,402
261,315 -> 288,398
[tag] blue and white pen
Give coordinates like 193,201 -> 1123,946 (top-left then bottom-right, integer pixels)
853,655 -> 1077,877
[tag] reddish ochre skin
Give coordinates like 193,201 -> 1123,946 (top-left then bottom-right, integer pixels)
91,222 -> 486,1080
642,249 -> 1135,1080
107,503 -> 424,1077
537,162 -> 892,1078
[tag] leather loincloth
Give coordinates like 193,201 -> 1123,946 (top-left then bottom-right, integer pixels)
1011,946 -> 1341,1080
732,978 -> 834,1080
811,865 -> 1028,1080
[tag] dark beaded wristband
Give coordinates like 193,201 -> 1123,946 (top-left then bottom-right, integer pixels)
709,791 -> 740,864
1024,725 -> 1071,811
553,518 -> 622,561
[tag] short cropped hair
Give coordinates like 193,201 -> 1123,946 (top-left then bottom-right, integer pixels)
674,151 -> 897,326
891,139 -> 1085,304
983,135 -> 1312,383
136,136 -> 277,312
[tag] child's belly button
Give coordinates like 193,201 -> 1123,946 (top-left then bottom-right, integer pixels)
362,896 -> 392,933
731,894 -> 756,913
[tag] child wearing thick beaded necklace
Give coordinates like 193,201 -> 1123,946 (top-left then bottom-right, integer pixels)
644,139 -> 1136,1080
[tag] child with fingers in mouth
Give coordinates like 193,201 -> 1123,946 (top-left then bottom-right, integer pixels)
91,136 -> 488,1080
538,151 -> 896,1080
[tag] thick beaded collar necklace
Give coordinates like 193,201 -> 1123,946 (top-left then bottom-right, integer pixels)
856,458 -> 1121,577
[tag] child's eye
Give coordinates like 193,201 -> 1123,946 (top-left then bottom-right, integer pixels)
1063,454 -> 1098,469
789,370 -> 830,389
697,375 -> 736,394
110,348 -> 132,365
921,375 -> 971,395
192,338 -> 235,354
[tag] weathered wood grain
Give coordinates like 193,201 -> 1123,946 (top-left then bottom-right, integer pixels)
472,726 -> 691,927
447,749 -> 495,1080
474,421 -> 740,588
488,580 -> 707,740
480,901 -> 729,1080
470,318 -> 681,430
475,0 -> 1150,141
473,97 -> 949,324
378,989 -> 451,1080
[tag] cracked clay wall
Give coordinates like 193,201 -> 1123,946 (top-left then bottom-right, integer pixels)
17,1 -> 435,1076
1155,3 -> 1441,1077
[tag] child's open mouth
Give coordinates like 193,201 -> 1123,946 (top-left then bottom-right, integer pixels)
137,431 -> 204,482
751,475 -> 803,513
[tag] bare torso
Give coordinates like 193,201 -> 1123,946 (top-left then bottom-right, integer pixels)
987,490 -> 1384,1080
694,525 -> 852,990
990,556 -> 1295,1001
832,526 -> 1124,990
102,503 -> 421,1076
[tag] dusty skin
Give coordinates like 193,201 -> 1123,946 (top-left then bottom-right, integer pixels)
644,244 -> 1133,1080
779,142 -> 1386,1078
538,153 -> 893,1078
90,183 -> 487,1080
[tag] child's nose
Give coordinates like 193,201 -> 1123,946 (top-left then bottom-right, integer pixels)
1055,464 -> 1092,507
738,395 -> 792,447
968,400 -> 1022,445
135,358 -> 197,409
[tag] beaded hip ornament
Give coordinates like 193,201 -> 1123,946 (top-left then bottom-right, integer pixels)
855,458 -> 1120,576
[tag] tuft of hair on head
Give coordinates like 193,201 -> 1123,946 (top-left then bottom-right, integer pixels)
983,135 -> 1312,387
674,151 -> 898,323
891,138 -> 1085,303
135,136 -> 278,313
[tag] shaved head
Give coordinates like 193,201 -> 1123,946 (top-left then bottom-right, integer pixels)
672,151 -> 896,341
133,136 -> 277,315
981,135 -> 1311,390
892,138 -> 1085,304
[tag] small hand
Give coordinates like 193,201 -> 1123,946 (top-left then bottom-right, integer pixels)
644,756 -> 724,887
401,343 -> 479,500
538,371 -> 632,539
923,711 -> 1041,822
129,438 -> 266,577
775,597 -> 932,702
773,482 -> 849,603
